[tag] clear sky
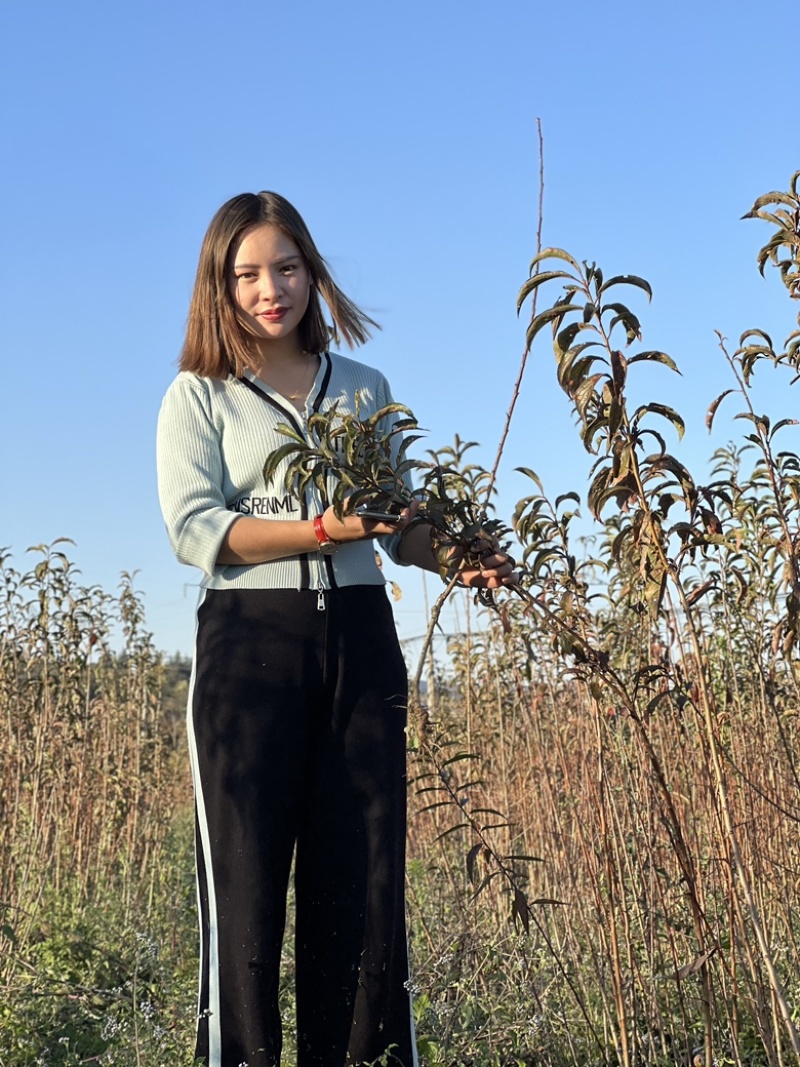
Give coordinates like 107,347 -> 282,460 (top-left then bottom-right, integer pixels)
1,0 -> 797,657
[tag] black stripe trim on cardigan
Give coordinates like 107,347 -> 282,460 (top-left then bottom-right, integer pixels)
236,375 -> 312,590
238,356 -> 340,592
314,355 -> 338,589
313,351 -> 333,414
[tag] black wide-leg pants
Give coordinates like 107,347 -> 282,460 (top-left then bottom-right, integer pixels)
189,586 -> 417,1067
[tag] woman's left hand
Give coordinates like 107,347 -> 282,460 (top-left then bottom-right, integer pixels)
450,540 -> 518,589
456,548 -> 518,589
397,513 -> 519,588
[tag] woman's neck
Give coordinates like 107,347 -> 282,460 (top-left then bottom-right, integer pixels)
250,336 -> 308,369
250,349 -> 320,410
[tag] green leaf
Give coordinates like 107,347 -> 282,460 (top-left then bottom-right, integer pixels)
603,303 -> 641,344
528,246 -> 583,274
610,349 -> 627,391
262,442 -> 309,485
771,418 -> 799,438
516,469 -> 550,492
279,422 -> 309,444
739,328 -> 774,347
433,823 -> 470,843
627,351 -> 681,373
364,402 -> 417,430
466,843 -> 482,886
419,800 -> 456,814
706,389 -> 735,432
584,414 -> 610,452
516,269 -> 576,310
441,751 -> 480,767
558,354 -> 607,396
587,467 -> 611,518
511,888 -> 530,934
555,321 -> 599,356
734,412 -> 769,436
645,453 -> 694,486
637,428 -> 667,455
396,434 -> 425,460
525,303 -> 579,350
745,191 -> 800,214
632,403 -> 685,440
555,492 -> 581,509
531,547 -> 563,574
599,274 -> 653,299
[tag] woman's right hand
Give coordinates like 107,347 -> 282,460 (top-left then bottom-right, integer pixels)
217,501 -> 421,566
321,500 -> 420,544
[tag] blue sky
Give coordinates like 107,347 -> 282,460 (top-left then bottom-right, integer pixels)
1,0 -> 797,657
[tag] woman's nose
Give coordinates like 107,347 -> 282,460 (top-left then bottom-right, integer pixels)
259,271 -> 282,301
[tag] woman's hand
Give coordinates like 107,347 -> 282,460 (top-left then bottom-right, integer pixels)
396,518 -> 518,588
218,498 -> 419,566
321,501 -> 520,589
444,533 -> 518,589
321,499 -> 420,544
453,547 -> 518,589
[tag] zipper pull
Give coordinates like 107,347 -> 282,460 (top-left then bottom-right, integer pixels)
317,582 -> 326,612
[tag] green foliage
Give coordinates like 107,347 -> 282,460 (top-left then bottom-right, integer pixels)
736,174 -> 800,378
262,393 -> 510,591
517,252 -> 697,622
262,396 -> 421,518
0,545 -> 196,1065
398,170 -> 800,1067
743,171 -> 800,299
0,814 -> 199,1066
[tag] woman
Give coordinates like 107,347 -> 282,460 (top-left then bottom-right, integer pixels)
157,191 -> 515,1067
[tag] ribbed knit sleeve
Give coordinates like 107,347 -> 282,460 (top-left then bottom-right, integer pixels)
156,376 -> 240,577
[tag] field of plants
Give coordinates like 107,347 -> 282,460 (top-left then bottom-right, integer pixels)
1,172 -> 799,1067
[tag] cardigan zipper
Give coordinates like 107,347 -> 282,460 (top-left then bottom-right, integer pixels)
238,362 -> 336,594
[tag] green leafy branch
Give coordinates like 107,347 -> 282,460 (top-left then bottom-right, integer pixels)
704,173 -> 800,657
743,171 -> 800,303
518,250 -> 714,617
262,397 -> 421,518
411,733 -> 604,1056
262,394 -> 510,589
515,174 -> 800,1061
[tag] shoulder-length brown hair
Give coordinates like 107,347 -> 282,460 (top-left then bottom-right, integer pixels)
179,191 -> 380,378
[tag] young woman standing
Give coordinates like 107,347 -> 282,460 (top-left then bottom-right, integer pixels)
157,191 -> 515,1067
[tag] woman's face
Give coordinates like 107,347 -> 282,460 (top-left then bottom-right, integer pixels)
228,224 -> 311,350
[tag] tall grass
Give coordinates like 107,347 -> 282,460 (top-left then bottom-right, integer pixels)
6,522 -> 799,1066
0,542 -> 196,1065
407,575 -> 800,1067
405,172 -> 800,1067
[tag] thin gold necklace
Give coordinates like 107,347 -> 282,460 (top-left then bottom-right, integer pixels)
286,354 -> 317,400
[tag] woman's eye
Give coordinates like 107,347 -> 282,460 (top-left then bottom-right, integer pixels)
236,272 -> 257,281
280,264 -> 296,275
